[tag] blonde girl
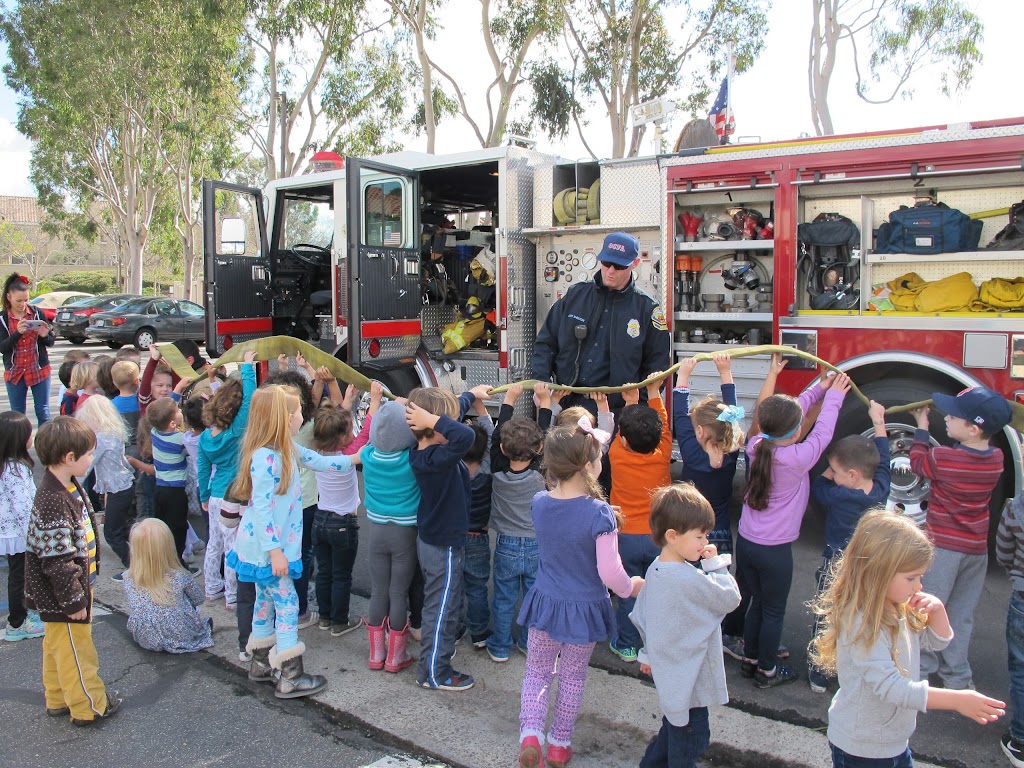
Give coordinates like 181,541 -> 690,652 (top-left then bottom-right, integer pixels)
69,361 -> 99,412
226,384 -> 356,700
123,518 -> 212,653
516,424 -> 642,768
76,396 -> 136,576
735,372 -> 851,688
811,510 -> 1004,767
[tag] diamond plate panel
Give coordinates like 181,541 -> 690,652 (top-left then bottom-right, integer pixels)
360,335 -> 420,361
600,158 -> 661,227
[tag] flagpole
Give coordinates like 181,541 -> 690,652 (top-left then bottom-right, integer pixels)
723,40 -> 734,145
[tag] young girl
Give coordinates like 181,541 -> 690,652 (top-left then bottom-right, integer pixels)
516,423 -> 643,768
226,384 -> 356,700
737,371 -> 851,688
123,518 -> 213,653
812,510 -> 1005,767
0,411 -> 43,641
68,361 -> 100,413
311,381 -> 381,637
76,396 -> 136,578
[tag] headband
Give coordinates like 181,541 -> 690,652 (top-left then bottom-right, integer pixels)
762,422 -> 801,442
577,417 -> 611,446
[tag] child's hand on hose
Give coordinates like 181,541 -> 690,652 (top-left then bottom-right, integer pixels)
713,353 -> 734,385
244,349 -> 257,365
675,357 -> 698,388
829,372 -> 852,396
645,372 -> 668,401
622,385 -> 640,406
910,405 -> 930,429
591,391 -> 609,413
504,382 -> 523,407
629,575 -> 645,597
768,353 -> 787,377
269,549 -> 288,577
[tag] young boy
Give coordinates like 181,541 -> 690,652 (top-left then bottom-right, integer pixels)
147,396 -> 192,569
997,492 -> 1024,766
608,374 -> 672,662
485,382 -> 546,663
138,346 -> 176,414
56,349 -> 90,403
58,360 -> 79,415
806,400 -> 891,692
114,347 -> 141,366
405,384 -> 489,691
630,483 -> 741,768
110,360 -> 141,441
24,416 -> 122,725
462,398 -> 495,649
911,386 -> 1012,690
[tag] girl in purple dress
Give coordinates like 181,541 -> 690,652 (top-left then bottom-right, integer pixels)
516,420 -> 644,768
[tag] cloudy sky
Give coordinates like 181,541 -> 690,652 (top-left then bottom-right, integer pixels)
0,0 -> 1016,196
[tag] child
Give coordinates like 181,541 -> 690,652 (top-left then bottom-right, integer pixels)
463,394 -> 495,650
148,397 -> 191,566
811,510 -> 1005,767
198,352 -> 257,606
75,396 -> 136,580
807,401 -> 891,692
405,384 -> 489,691
24,416 -> 121,724
227,384 -> 355,699
58,360 -> 79,416
516,423 -> 642,768
630,484 -> 741,768
311,381 -> 382,637
56,349 -> 89,404
110,360 -> 141,445
180,395 -> 207,521
68,361 -> 99,413
115,347 -> 142,366
123,518 -> 213,653
129,413 -> 157,520
95,355 -> 118,399
737,372 -> 851,688
1,411 -> 44,641
997,492 -> 1024,765
138,346 -> 175,414
485,382 -> 546,662
608,373 -> 672,663
361,399 -> 421,671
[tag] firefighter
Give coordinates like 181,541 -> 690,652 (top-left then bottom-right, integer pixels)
531,232 -> 670,414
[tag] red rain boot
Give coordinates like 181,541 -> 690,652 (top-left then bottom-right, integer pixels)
519,735 -> 544,768
546,743 -> 573,767
366,618 -> 386,671
383,617 -> 416,673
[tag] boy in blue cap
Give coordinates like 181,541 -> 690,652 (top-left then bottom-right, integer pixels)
910,386 -> 1012,690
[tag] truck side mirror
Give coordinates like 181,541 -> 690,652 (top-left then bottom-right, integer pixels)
221,218 -> 246,254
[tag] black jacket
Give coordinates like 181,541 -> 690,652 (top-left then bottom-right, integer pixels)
0,305 -> 55,372
531,272 -> 670,402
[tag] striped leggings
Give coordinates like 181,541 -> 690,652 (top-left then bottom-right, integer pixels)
519,627 -> 596,747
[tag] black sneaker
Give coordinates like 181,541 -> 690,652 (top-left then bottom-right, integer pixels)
754,665 -> 799,689
419,672 -> 475,691
71,690 -> 122,726
808,667 -> 831,693
111,571 -> 125,583
1003,731 -> 1024,768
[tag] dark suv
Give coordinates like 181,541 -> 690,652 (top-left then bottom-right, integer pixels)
53,294 -> 142,344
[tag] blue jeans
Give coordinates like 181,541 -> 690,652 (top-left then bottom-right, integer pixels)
830,744 -> 913,767
1008,590 -> 1024,742
614,532 -> 660,650
463,532 -> 491,638
311,509 -> 359,625
640,711 -> 711,768
486,535 -> 538,657
6,377 -> 50,425
737,535 -> 793,671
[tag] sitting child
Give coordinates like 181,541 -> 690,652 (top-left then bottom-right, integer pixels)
123,518 -> 213,654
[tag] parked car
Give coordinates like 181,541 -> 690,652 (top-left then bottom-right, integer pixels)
53,294 -> 143,344
29,291 -> 94,322
85,297 -> 206,350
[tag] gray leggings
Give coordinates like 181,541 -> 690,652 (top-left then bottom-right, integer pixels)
367,521 -> 419,628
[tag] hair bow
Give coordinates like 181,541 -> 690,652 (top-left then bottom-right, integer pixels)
716,404 -> 745,425
577,416 -> 611,446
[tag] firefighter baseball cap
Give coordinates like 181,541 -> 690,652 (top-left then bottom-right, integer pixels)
931,386 -> 1012,434
598,232 -> 639,267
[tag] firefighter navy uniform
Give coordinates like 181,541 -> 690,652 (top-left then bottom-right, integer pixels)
531,270 -> 670,410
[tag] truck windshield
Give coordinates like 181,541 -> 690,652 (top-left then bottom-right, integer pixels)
280,191 -> 333,250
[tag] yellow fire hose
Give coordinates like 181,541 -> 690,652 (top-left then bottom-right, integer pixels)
157,338 -> 1024,432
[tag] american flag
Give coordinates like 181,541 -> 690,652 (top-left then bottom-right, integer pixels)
708,78 -> 735,138
383,229 -> 401,246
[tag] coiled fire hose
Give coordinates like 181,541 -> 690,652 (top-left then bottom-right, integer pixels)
157,338 -> 1024,431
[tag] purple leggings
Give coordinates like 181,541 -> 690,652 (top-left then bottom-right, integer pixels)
519,627 -> 596,747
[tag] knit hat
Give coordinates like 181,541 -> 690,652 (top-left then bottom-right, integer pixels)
370,400 -> 416,452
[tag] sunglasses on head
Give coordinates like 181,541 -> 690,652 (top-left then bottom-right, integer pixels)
599,260 -> 629,271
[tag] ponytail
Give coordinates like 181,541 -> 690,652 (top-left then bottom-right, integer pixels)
743,438 -> 775,510
743,394 -> 804,511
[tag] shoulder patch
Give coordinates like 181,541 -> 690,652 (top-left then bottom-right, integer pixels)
651,305 -> 667,331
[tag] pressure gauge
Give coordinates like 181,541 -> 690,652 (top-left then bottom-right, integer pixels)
581,253 -> 597,270
546,251 -> 558,265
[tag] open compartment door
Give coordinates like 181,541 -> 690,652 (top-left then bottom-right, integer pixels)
202,179 -> 271,356
344,158 -> 421,367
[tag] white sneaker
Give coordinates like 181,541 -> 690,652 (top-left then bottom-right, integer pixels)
238,650 -> 252,662
296,610 -> 319,630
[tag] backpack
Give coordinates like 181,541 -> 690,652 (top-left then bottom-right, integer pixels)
876,201 -> 982,255
986,200 -> 1024,251
797,213 -> 861,310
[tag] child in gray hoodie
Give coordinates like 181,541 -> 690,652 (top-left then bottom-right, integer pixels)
630,483 -> 740,768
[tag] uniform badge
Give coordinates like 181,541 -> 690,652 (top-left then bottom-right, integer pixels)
651,306 -> 667,331
626,318 -> 640,338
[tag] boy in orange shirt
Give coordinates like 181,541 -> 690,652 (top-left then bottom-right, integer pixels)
608,373 -> 672,662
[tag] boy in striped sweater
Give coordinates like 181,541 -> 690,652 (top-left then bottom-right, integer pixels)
910,386 -> 1011,691
147,397 -> 194,570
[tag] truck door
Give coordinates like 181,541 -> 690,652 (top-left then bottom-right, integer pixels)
202,179 -> 271,355
344,158 -> 421,368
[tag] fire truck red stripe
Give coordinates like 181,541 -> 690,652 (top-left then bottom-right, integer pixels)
216,318 -> 273,334
362,320 -> 421,337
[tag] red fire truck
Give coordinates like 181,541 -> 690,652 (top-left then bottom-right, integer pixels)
202,119 -> 1024,515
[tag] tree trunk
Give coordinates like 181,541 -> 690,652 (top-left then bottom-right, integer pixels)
808,0 -> 838,136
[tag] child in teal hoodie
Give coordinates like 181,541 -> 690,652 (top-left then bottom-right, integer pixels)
197,352 -> 257,606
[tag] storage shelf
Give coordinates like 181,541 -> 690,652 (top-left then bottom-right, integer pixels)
865,250 -> 1024,264
522,223 -> 658,237
673,312 -> 772,322
673,342 -> 771,354
675,240 -> 776,252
